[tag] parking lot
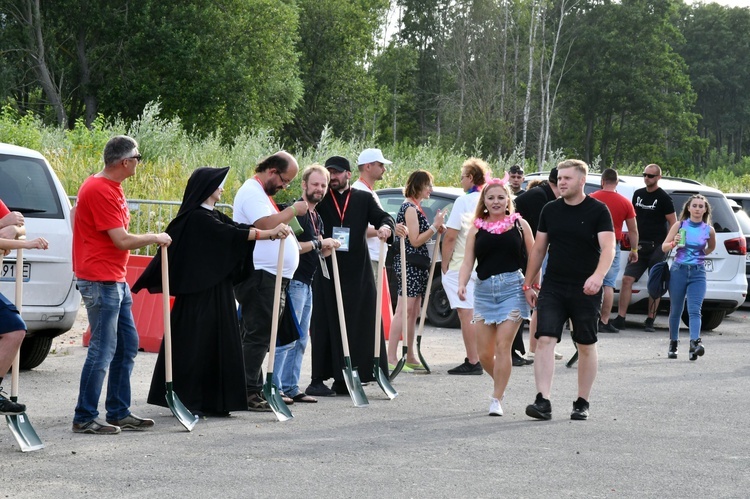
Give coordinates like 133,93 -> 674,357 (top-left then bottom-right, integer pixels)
1,310 -> 749,498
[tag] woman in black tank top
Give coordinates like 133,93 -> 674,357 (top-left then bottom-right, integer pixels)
457,178 -> 538,417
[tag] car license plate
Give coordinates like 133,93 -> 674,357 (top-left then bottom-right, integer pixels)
1,261 -> 30,282
704,260 -> 713,272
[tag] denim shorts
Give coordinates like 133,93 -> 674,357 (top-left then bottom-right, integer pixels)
603,250 -> 621,288
0,292 -> 26,334
473,270 -> 530,325
535,279 -> 601,345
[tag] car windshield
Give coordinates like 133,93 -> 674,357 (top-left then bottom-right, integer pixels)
0,153 -> 64,219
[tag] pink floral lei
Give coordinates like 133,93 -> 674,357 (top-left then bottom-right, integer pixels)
474,212 -> 522,234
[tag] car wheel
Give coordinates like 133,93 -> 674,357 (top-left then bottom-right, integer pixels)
681,309 -> 726,331
20,335 -> 54,370
426,273 -> 460,329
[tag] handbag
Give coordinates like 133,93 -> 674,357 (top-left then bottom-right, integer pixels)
406,252 -> 432,270
647,249 -> 672,299
514,219 -> 527,272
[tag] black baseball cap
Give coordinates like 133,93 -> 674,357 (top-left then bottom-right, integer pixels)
324,156 -> 351,172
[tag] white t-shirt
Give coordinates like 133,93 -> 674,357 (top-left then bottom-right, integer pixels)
445,191 -> 481,272
352,178 -> 382,262
233,177 -> 299,279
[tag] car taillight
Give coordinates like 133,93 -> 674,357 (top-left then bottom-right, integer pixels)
620,232 -> 631,251
725,237 -> 747,255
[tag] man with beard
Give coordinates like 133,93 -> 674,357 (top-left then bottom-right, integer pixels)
523,160 -> 614,421
273,164 -> 340,403
233,151 -> 304,411
305,156 -> 397,396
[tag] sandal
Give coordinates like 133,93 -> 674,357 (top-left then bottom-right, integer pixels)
292,393 -> 318,403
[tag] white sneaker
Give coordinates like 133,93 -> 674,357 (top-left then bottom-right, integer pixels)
488,397 -> 503,416
554,350 -> 563,360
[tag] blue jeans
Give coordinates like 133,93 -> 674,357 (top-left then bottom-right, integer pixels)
74,280 -> 139,424
273,280 -> 312,397
668,263 -> 706,341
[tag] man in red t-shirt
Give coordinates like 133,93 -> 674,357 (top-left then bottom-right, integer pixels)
71,135 -> 171,435
590,169 -> 639,332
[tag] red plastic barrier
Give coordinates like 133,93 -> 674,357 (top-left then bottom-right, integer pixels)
382,267 -> 392,340
82,255 -> 173,353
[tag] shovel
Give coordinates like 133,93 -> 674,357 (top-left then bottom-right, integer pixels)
5,246 -> 44,452
160,246 -> 198,431
372,240 -> 397,399
330,250 -> 369,407
389,237 -> 409,381
415,231 -> 442,373
262,239 -> 294,421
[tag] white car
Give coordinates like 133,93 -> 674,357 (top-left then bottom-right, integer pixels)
524,172 -> 747,330
0,142 -> 80,368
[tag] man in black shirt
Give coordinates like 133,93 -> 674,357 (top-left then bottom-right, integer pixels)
610,164 -> 676,332
522,159 -> 615,421
275,164 -> 340,401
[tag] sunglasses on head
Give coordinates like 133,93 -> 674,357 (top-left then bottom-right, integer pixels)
509,167 -> 524,174
642,173 -> 658,179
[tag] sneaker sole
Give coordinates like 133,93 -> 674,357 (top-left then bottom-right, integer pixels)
570,412 -> 589,421
109,423 -> 154,431
447,369 -> 483,375
0,410 -> 24,416
525,405 -> 552,420
488,412 -> 503,417
72,427 -> 121,435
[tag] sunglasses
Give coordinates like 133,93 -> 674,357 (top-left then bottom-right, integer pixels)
509,167 -> 524,174
126,154 -> 142,162
642,173 -> 658,179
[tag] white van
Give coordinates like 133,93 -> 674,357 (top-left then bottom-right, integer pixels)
0,142 -> 80,368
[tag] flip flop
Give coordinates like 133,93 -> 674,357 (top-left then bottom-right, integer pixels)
405,362 -> 426,371
292,393 -> 318,403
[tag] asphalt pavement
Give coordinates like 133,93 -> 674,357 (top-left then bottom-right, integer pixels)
1,311 -> 749,498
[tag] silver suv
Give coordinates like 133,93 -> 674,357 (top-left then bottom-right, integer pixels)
0,143 -> 80,368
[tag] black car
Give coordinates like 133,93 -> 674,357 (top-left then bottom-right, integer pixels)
376,187 -> 464,328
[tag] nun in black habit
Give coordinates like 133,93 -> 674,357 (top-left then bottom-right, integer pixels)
133,167 -> 289,415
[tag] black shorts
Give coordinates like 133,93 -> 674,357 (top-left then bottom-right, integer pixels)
535,279 -> 601,345
0,292 -> 26,334
623,244 -> 665,280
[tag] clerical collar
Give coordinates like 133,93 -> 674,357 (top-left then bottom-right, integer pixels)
200,203 -> 213,210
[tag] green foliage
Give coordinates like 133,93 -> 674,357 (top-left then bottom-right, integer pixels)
0,104 -> 44,151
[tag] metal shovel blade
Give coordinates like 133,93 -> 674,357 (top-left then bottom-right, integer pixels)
373,356 -> 398,399
263,374 -> 293,422
6,408 -> 44,452
342,357 -> 368,407
389,346 -> 408,381
416,335 -> 431,373
165,382 -> 198,431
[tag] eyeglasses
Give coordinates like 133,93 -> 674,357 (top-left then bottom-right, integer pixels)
642,173 -> 658,179
126,154 -> 142,163
276,170 -> 294,185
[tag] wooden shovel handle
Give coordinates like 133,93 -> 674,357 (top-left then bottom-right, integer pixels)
11,247 -> 23,398
161,245 -> 175,384
374,240 -> 386,356
266,239 -> 286,374
400,236 -> 407,345
417,231 -> 442,336
330,249 -> 351,357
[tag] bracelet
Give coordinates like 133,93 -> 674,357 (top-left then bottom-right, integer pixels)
252,229 -> 258,241
670,241 -> 676,248
630,248 -> 638,253
522,284 -> 533,292
532,283 -> 541,290
291,205 -> 298,216
429,225 -> 438,235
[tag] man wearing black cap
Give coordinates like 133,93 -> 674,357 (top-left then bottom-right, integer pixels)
306,155 -> 396,396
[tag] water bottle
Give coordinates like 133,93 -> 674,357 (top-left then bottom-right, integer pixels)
676,228 -> 687,248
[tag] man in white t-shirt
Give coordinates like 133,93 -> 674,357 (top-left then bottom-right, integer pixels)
352,148 -> 391,276
233,151 -> 303,411
441,158 -> 487,375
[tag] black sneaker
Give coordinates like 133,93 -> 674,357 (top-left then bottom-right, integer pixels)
689,338 -> 705,361
610,315 -> 626,330
526,392 -> 552,420
331,380 -> 349,395
447,358 -> 483,375
570,397 -> 590,420
107,413 -> 155,430
0,389 -> 25,415
644,317 -> 656,332
598,321 -> 619,333
305,380 -> 336,397
668,340 -> 678,359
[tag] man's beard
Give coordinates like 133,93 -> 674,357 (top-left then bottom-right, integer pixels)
306,189 -> 324,203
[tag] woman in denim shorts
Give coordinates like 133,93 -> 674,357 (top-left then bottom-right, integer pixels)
458,176 -> 537,417
661,194 -> 715,361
